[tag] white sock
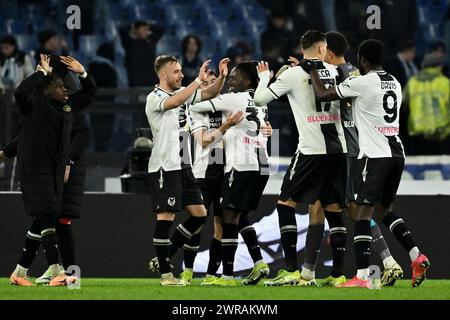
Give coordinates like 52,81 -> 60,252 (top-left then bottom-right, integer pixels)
205,274 -> 215,279
254,259 -> 265,266
301,267 -> 315,280
222,275 -> 234,280
356,268 -> 369,280
409,247 -> 420,262
15,264 -> 28,276
383,255 -> 397,269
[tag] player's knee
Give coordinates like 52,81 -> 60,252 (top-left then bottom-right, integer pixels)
221,209 -> 240,224
277,199 -> 296,208
187,204 -> 207,217
309,202 -> 325,224
157,212 -> 176,221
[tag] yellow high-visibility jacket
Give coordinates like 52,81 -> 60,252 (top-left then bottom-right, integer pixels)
406,67 -> 450,139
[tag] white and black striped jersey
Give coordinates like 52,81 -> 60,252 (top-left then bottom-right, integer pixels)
189,110 -> 226,179
145,85 -> 202,172
337,62 -> 361,157
256,63 -> 347,155
189,90 -> 261,173
336,70 -> 405,159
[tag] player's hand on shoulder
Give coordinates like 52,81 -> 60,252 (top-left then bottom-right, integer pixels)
288,56 -> 300,67
299,59 -> 324,74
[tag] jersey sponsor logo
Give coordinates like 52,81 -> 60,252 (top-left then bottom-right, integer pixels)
307,114 -> 341,123
167,197 -> 176,207
343,120 -> 355,128
63,105 -> 71,112
376,126 -> 399,134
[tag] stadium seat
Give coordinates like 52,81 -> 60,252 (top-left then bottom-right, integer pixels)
15,35 -> 38,54
79,35 -> 107,60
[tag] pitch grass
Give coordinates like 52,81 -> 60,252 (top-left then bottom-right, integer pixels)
1,278 -> 450,300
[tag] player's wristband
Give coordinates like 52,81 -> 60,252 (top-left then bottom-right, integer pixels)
79,70 -> 88,78
194,77 -> 202,85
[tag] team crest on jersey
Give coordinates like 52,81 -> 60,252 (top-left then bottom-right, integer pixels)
63,105 -> 71,113
167,197 -> 176,207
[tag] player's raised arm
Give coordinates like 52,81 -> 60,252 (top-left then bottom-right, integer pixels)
163,60 -> 211,110
60,56 -> 97,111
254,61 -> 275,106
200,58 -> 230,101
190,93 -> 236,113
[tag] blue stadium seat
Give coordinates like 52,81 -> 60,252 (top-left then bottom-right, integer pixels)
156,35 -> 180,56
15,35 -> 38,54
79,35 -> 107,60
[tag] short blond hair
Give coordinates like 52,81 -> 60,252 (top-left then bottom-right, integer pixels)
154,55 -> 180,74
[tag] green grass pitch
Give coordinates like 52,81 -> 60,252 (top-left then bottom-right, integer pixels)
1,278 -> 450,300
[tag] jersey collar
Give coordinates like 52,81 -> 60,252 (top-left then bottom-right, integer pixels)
154,85 -> 175,96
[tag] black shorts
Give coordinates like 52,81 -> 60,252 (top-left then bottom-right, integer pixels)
346,155 -> 357,203
353,157 -> 404,208
198,178 -> 222,216
149,168 -> 203,213
279,152 -> 347,207
221,169 -> 265,213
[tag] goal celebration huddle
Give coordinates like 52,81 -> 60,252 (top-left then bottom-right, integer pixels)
6,30 -> 430,289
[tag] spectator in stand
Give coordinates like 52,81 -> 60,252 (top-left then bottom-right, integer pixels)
404,53 -> 450,155
179,35 -> 203,86
428,41 -> 449,77
34,30 -> 70,63
226,42 -> 253,72
88,43 -> 118,152
0,35 -> 33,89
120,20 -> 165,87
386,40 -> 419,88
367,0 -> 417,58
260,10 -> 293,68
0,35 -> 34,141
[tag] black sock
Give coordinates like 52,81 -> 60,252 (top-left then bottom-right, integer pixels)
206,237 -> 222,276
56,220 -> 75,271
324,211 -> 347,277
153,220 -> 173,274
222,223 -> 239,277
303,224 -> 324,272
354,220 -> 372,270
277,204 -> 298,272
383,212 -> 416,252
183,233 -> 200,269
18,219 -> 42,269
239,215 -> 263,263
370,220 -> 392,261
169,216 -> 206,257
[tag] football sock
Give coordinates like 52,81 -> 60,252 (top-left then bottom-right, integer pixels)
354,220 -> 372,273
153,220 -> 173,274
324,211 -> 347,277
370,219 -> 394,263
238,215 -> 263,263
169,216 -> 206,257
303,224 -> 324,273
183,233 -> 200,269
383,212 -> 419,261
277,204 -> 298,272
18,219 -> 42,269
56,219 -> 75,271
206,237 -> 222,276
221,223 -> 239,277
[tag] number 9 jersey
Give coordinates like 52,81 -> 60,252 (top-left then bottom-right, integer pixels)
336,70 -> 405,159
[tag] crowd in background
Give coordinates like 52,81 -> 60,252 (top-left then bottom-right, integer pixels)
1,0 -> 450,155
